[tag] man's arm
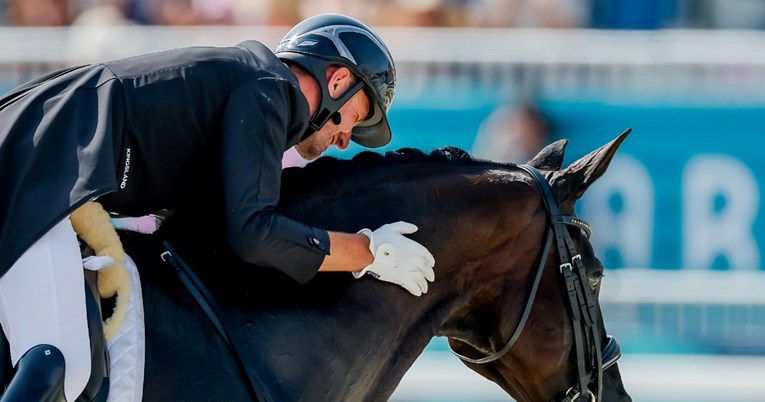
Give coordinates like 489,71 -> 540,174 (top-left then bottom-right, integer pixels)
318,231 -> 373,272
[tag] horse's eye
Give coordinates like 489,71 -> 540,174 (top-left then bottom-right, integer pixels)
589,273 -> 603,289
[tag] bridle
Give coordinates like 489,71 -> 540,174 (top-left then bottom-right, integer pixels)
448,164 -> 622,402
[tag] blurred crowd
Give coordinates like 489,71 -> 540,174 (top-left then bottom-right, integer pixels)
3,0 -> 765,30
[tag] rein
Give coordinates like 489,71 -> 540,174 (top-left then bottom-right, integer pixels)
448,164 -> 621,402
160,242 -> 265,402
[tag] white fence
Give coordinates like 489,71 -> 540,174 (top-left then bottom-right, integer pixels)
4,26 -> 765,104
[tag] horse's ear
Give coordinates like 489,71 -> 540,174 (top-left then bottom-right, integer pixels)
527,139 -> 568,170
551,128 -> 631,210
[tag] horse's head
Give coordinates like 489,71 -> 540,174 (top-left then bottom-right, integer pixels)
444,130 -> 633,402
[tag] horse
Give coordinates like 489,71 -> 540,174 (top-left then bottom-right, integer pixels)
3,130 -> 633,402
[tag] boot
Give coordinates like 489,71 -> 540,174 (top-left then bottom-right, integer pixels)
0,335 -> 12,395
0,344 -> 66,402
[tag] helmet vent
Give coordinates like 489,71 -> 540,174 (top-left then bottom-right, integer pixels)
297,40 -> 318,47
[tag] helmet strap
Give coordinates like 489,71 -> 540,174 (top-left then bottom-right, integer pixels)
295,56 -> 365,141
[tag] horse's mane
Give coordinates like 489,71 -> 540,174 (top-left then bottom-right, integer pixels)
281,146 -> 507,195
302,146 -> 474,172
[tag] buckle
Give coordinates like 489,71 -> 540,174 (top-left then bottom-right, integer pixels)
560,262 -> 572,273
565,387 -> 595,402
560,254 -> 582,273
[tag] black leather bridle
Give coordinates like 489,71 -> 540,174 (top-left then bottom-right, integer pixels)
448,164 -> 622,402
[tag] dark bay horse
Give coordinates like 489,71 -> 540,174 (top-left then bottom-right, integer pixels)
119,130 -> 633,402
0,131 -> 632,401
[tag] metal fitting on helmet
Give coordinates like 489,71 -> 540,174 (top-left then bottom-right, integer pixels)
275,13 -> 396,148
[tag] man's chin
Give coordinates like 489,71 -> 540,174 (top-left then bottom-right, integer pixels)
303,151 -> 321,161
294,146 -> 317,161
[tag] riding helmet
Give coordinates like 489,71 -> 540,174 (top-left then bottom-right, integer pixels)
275,13 -> 396,148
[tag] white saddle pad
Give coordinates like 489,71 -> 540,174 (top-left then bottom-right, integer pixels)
105,253 -> 145,402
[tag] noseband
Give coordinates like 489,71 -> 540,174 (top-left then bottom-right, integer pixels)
448,164 -> 622,402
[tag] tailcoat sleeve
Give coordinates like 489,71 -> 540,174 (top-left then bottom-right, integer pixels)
221,78 -> 329,284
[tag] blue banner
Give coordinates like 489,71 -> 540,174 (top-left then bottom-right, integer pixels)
546,101 -> 765,271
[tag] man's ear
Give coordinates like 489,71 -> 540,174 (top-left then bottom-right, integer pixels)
326,66 -> 352,98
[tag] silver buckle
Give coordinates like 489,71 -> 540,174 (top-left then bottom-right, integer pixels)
560,254 -> 583,273
565,387 -> 595,402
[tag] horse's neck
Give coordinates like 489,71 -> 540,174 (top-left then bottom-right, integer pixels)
267,163 -> 532,398
208,284 -> 450,401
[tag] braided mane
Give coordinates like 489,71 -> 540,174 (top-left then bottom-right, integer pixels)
280,146 -> 479,196
310,146 -> 473,171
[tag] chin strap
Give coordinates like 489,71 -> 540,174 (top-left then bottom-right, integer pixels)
295,57 -> 365,141
301,81 -> 363,141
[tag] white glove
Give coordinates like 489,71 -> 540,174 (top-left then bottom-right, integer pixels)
354,221 -> 436,296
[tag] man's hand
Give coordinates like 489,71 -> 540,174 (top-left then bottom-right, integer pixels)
353,221 -> 436,296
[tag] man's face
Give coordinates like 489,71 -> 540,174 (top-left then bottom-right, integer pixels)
295,88 -> 371,160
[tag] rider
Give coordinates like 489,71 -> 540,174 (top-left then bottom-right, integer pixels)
0,13 -> 435,402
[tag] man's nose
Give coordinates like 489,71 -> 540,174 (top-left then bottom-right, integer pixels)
335,132 -> 350,150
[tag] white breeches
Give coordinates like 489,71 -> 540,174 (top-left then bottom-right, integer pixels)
0,217 -> 92,402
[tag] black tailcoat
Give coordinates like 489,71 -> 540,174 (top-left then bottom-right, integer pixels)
0,40 -> 330,283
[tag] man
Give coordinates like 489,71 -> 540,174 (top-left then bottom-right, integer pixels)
0,13 -> 435,401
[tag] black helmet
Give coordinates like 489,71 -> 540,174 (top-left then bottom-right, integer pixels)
275,13 -> 396,148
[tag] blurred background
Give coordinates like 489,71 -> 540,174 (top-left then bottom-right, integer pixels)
3,0 -> 765,401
